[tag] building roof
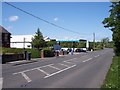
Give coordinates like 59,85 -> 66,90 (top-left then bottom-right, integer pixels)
0,25 -> 11,34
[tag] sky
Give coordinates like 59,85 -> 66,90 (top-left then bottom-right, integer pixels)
2,2 -> 112,41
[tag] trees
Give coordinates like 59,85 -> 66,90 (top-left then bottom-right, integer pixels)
47,40 -> 56,47
31,28 -> 45,49
101,37 -> 109,48
102,2 -> 120,56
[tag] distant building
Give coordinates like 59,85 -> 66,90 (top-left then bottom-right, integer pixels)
10,35 -> 55,48
10,35 -> 33,48
0,25 -> 11,48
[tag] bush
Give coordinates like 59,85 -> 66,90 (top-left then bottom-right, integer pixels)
43,48 -> 55,57
26,49 -> 40,58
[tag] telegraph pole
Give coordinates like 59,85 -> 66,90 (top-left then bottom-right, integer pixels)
23,37 -> 25,50
93,33 -> 95,51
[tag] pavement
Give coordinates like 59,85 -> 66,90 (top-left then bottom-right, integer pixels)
2,49 -> 113,88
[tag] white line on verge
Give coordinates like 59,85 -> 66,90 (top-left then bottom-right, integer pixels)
44,65 -> 76,78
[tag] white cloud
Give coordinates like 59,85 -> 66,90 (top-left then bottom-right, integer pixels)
9,16 -> 19,22
54,17 -> 58,21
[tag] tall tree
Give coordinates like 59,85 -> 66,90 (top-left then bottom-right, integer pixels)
31,28 -> 45,49
102,1 -> 120,56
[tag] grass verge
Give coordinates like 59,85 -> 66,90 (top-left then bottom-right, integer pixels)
101,56 -> 119,89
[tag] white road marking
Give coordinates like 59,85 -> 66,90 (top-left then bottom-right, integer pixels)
13,61 -> 39,67
94,55 -> 100,58
44,65 -> 76,78
59,63 -> 70,67
63,61 -> 75,64
13,64 -> 53,75
48,65 -> 61,70
21,72 -> 31,82
82,58 -> 92,62
37,68 -> 50,76
66,58 -> 77,62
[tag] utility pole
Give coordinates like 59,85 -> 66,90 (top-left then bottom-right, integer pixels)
23,37 -> 25,50
93,33 -> 95,51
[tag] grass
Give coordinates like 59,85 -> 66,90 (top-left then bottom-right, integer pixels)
101,56 -> 119,89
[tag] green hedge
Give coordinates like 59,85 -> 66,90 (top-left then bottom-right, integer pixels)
2,48 -> 55,58
43,48 -> 55,57
2,48 -> 40,58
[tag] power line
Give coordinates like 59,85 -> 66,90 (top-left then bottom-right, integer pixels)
4,2 -> 86,35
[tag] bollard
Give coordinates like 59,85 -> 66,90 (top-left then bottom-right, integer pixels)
24,51 -> 27,60
28,52 -> 31,60
41,50 -> 44,58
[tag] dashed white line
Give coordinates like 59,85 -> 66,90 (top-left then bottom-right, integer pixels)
66,58 -> 77,61
59,63 -> 70,67
21,72 -> 31,82
48,65 -> 61,70
82,58 -> 92,62
44,65 -> 76,78
63,61 -> 75,64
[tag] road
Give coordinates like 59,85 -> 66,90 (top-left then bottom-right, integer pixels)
2,48 -> 113,88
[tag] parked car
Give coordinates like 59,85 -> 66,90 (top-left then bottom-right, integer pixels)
75,48 -> 86,52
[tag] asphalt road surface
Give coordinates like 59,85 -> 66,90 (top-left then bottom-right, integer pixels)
2,48 -> 113,88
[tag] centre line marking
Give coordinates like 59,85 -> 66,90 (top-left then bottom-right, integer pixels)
37,68 -> 50,76
48,65 -> 61,70
44,65 -> 76,78
66,58 -> 77,62
21,72 -> 31,82
82,58 -> 92,62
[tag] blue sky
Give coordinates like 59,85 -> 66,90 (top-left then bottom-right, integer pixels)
2,2 -> 112,41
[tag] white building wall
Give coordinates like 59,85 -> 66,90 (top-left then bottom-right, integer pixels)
10,42 -> 32,48
10,35 -> 33,48
10,35 -> 51,48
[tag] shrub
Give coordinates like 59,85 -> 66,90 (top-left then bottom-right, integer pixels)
43,48 -> 55,57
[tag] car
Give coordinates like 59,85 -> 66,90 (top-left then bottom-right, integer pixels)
75,48 -> 86,52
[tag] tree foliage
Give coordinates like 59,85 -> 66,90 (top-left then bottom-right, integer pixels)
101,37 -> 109,48
47,40 -> 56,47
31,28 -> 45,49
102,2 -> 120,56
